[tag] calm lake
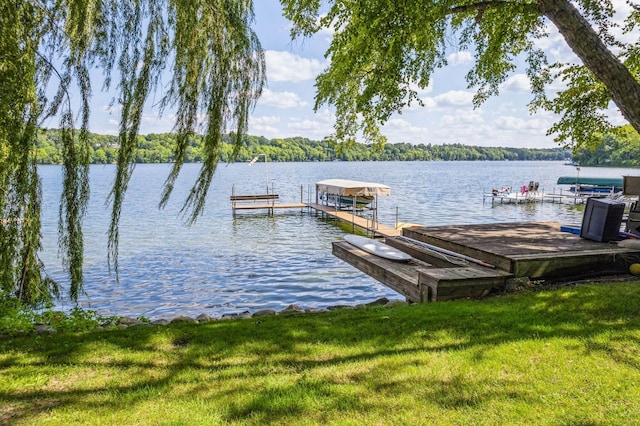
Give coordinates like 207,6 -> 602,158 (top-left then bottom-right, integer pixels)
39,161 -> 639,319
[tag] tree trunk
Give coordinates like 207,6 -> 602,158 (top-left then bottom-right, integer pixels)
538,0 -> 640,135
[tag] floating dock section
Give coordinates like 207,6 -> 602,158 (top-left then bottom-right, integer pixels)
333,222 -> 640,303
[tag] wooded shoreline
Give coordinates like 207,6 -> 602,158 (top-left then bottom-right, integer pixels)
36,129 -> 572,164
33,126 -> 640,167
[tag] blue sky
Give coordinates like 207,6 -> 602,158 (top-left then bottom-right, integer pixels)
64,0 -> 632,149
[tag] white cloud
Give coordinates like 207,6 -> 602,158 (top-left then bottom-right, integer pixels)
447,51 -> 473,66
501,74 -> 531,92
381,118 -> 432,143
433,90 -> 475,107
258,88 -> 309,109
98,102 -> 179,135
429,112 -> 498,145
287,108 -> 335,138
384,118 -> 425,132
373,81 -> 435,113
249,115 -> 282,138
409,80 -> 434,96
534,23 -> 578,64
611,0 -> 636,44
248,109 -> 336,140
251,115 -> 281,126
420,97 -> 438,110
288,119 -> 329,133
441,110 -> 484,126
604,103 -> 630,126
104,119 -> 119,135
265,50 -> 325,82
494,116 -> 548,132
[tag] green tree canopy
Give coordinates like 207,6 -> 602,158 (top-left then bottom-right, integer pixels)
280,0 -> 640,149
33,129 -> 573,163
573,124 -> 640,166
1,0 -> 265,305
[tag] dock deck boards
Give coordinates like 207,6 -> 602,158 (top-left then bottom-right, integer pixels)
232,202 -> 307,211
333,221 -> 640,303
230,192 -> 306,214
308,203 -> 401,237
334,236 -> 513,303
402,221 -> 640,278
405,222 -> 599,256
230,197 -> 399,236
485,193 -> 564,204
332,240 -> 427,302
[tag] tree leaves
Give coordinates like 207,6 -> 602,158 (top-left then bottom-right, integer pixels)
2,0 -> 265,303
281,0 -> 640,148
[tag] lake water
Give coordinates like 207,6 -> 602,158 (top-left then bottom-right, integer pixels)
38,161 -> 639,319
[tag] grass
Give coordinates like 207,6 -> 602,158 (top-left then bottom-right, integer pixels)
1,280 -> 640,425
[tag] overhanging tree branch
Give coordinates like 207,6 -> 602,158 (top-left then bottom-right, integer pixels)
449,0 -> 538,16
538,0 -> 640,135
282,0 -> 639,149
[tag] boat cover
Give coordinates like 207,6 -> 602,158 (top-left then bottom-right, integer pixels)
556,176 -> 623,187
315,179 -> 391,196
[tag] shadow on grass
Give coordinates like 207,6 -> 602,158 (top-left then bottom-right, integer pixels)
1,281 -> 639,424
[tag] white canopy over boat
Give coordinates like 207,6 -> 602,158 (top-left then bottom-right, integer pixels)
315,179 -> 391,197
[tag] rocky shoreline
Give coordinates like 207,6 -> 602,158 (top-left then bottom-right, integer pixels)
33,297 -> 407,334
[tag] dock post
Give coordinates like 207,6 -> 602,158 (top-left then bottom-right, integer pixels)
352,197 -> 356,233
374,196 -> 379,230
231,184 -> 236,216
395,206 -> 398,229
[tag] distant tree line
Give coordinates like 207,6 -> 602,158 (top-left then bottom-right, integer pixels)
572,125 -> 640,167
35,129 -> 575,164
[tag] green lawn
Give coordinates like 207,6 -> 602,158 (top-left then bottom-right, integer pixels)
2,281 -> 640,425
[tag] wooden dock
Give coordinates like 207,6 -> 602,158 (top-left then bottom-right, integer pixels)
333,238 -> 512,302
232,201 -> 307,214
229,187 -> 640,302
230,193 -> 400,236
484,193 -> 564,204
333,221 -> 640,303
307,203 -> 401,237
230,193 -> 306,215
232,179 -> 400,236
402,221 -> 639,279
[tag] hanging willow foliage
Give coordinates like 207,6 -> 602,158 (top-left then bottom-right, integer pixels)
0,0 -> 264,305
